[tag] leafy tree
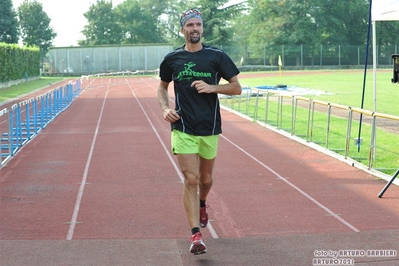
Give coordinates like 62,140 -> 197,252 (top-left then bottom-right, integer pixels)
74,0 -> 399,63
248,0 -> 319,46
376,21 -> 399,46
18,0 -> 56,53
0,0 -> 19,43
180,0 -> 243,45
114,0 -> 165,44
245,0 -> 318,64
79,0 -> 121,45
78,0 -> 244,46
244,0 -> 376,65
374,20 -> 399,64
159,0 -> 245,46
133,0 -> 168,18
157,0 -> 188,46
313,0 -> 369,45
230,11 -> 252,65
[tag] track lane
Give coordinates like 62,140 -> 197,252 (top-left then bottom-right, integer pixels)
0,83 -> 106,240
126,77 -> 399,240
62,79 -> 189,240
0,77 -> 398,266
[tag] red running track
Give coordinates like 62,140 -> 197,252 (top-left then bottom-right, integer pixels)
0,76 -> 398,266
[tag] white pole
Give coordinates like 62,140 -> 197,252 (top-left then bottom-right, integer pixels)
372,20 -> 377,161
372,21 -> 377,112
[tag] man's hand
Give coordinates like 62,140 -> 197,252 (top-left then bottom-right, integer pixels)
192,80 -> 214,94
191,76 -> 242,95
163,108 -> 180,123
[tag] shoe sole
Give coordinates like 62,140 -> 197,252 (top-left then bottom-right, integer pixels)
190,241 -> 207,255
193,250 -> 207,255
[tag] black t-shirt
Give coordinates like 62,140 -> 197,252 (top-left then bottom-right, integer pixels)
159,44 -> 240,136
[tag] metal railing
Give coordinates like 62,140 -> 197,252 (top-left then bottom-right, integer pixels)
80,70 -> 159,89
220,87 -> 399,176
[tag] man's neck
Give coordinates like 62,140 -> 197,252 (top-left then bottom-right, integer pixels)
184,43 -> 203,52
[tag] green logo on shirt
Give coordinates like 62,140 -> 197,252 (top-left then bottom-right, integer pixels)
177,62 -> 211,81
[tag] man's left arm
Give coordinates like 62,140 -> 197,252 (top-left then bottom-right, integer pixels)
191,76 -> 242,95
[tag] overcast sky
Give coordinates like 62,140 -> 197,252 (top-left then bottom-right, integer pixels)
12,0 -> 244,47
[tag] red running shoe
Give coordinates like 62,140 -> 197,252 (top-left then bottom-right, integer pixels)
200,206 -> 208,228
189,232 -> 207,255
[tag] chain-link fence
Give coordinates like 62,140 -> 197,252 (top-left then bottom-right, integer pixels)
218,44 -> 399,70
46,43 -> 399,75
47,44 -> 173,75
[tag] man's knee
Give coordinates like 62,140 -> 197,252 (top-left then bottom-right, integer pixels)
200,174 -> 213,187
183,170 -> 200,187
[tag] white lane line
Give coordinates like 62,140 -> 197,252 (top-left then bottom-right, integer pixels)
127,78 -> 219,239
66,81 -> 110,240
134,77 -> 359,234
220,134 -> 360,232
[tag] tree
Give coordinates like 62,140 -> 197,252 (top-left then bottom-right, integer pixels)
114,0 -> 165,44
244,0 -> 376,65
312,0 -> 369,45
18,0 -> 56,53
192,0 -> 245,45
74,0 -> 399,57
187,0 -> 233,45
156,0 -> 188,46
231,11 -> 252,65
158,0 -> 245,46
78,0 -> 244,46
247,0 -> 319,46
245,0 -> 317,64
0,0 -> 19,43
79,0 -> 121,45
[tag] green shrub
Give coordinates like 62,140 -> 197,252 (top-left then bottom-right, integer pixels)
0,43 -> 40,83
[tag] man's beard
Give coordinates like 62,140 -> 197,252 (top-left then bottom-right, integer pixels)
189,31 -> 201,44
189,36 -> 201,43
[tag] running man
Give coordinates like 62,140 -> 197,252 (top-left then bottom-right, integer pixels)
157,8 -> 241,255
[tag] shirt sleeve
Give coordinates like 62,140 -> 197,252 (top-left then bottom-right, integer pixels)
219,52 -> 240,81
159,57 -> 173,83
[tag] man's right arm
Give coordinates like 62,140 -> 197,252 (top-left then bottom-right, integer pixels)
157,81 -> 180,123
157,81 -> 170,112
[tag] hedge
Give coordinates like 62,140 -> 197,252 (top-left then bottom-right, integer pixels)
0,43 -> 40,83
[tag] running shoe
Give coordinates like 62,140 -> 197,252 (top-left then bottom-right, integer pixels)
200,206 -> 208,228
189,232 -> 207,255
